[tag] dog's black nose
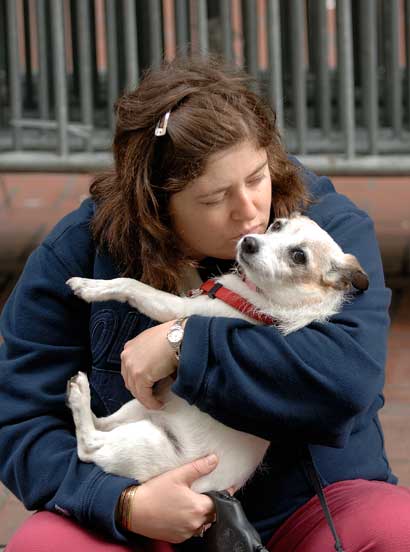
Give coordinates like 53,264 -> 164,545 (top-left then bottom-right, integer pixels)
241,236 -> 259,254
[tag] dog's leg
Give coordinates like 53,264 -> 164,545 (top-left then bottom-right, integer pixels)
67,372 -> 107,458
86,418 -> 182,482
67,277 -> 190,322
67,372 -> 181,480
93,399 -> 147,432
67,371 -> 148,431
67,277 -> 245,322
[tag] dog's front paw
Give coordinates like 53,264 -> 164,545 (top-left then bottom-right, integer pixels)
66,277 -> 111,303
66,371 -> 91,411
66,277 -> 95,301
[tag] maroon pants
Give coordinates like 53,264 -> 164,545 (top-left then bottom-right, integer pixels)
6,480 -> 410,551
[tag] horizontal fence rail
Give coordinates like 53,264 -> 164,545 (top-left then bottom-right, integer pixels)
0,0 -> 409,173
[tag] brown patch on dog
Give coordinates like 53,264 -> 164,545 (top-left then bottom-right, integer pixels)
322,253 -> 369,291
342,254 -> 369,290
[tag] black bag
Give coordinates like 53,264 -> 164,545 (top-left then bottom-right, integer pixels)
203,491 -> 268,552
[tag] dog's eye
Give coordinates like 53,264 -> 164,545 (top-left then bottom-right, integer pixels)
290,248 -> 306,265
268,220 -> 282,232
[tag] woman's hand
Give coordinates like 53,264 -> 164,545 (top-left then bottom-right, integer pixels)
121,320 -> 179,409
128,455 -> 218,543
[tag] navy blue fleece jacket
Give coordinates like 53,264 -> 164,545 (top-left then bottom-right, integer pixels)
0,166 -> 395,546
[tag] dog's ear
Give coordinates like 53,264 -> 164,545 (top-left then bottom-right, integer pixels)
324,253 -> 369,291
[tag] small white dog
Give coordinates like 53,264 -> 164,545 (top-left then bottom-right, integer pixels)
66,214 -> 368,493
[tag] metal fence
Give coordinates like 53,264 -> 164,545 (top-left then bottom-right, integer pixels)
1,0 -> 410,174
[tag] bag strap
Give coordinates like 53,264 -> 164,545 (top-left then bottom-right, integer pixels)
301,446 -> 346,552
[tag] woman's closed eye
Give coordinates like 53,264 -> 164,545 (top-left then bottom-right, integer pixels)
246,173 -> 266,187
201,193 -> 226,206
200,173 -> 266,206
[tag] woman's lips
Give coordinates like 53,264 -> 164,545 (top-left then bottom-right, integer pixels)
232,224 -> 264,240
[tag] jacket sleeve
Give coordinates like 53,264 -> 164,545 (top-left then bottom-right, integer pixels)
173,192 -> 391,448
0,243 -> 137,542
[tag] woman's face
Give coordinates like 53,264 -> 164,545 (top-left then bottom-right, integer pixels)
169,140 -> 272,260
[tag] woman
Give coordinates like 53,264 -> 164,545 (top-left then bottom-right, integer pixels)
1,57 -> 410,552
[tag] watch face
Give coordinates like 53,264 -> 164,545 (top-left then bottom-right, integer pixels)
168,327 -> 184,344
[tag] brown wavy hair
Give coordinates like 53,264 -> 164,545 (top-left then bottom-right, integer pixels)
90,56 -> 308,292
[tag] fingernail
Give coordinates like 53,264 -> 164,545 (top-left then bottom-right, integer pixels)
207,454 -> 218,466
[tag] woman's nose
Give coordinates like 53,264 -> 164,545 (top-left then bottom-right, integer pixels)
232,190 -> 258,221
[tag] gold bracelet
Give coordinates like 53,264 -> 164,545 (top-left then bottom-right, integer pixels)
116,485 -> 139,532
126,486 -> 138,531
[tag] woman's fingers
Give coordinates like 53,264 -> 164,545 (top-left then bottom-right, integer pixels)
127,455 -> 219,543
120,322 -> 178,408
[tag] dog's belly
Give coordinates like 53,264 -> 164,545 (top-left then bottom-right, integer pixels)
149,395 -> 270,492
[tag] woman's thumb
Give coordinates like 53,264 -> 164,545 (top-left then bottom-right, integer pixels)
177,454 -> 218,487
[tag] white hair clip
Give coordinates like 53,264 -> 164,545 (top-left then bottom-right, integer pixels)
155,110 -> 171,136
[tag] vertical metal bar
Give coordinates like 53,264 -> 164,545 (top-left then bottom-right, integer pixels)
6,0 -> 23,149
23,0 -> 34,108
148,0 -> 163,67
70,0 -> 80,100
45,0 -> 54,108
336,0 -> 355,159
0,0 -> 7,126
77,0 -> 93,150
175,0 -> 189,57
385,0 -> 402,137
242,0 -> 258,86
220,0 -> 233,62
315,0 -> 331,136
105,0 -> 119,130
50,0 -> 69,156
289,0 -> 307,154
89,0 -> 100,106
406,0 -> 410,130
267,0 -> 284,131
123,0 -> 139,90
195,0 -> 209,55
36,0 -> 50,120
360,0 -> 378,154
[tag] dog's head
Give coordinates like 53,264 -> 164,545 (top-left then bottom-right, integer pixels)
236,214 -> 369,297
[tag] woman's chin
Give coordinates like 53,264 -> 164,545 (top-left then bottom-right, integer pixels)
189,244 -> 237,261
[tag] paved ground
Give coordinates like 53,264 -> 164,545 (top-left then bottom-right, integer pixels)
0,172 -> 409,547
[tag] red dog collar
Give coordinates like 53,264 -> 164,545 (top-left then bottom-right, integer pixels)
188,279 -> 278,326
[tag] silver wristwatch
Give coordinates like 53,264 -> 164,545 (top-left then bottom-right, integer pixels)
167,318 -> 186,360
